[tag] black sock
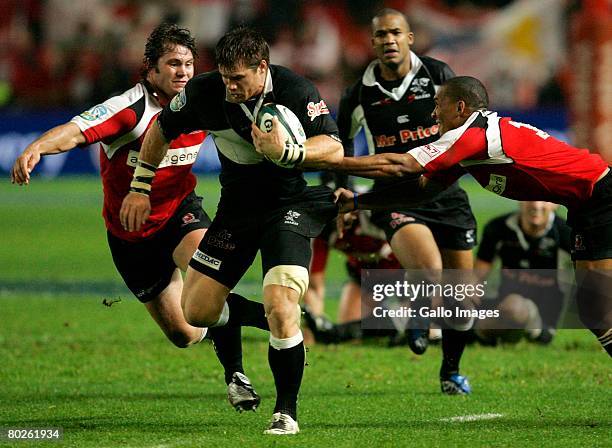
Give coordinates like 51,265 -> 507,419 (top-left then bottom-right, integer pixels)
596,329 -> 612,357
268,340 -> 304,421
226,292 -> 269,330
208,325 -> 244,384
440,329 -> 468,379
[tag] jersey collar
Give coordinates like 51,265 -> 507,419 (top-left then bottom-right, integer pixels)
235,66 -> 274,123
362,51 -> 423,101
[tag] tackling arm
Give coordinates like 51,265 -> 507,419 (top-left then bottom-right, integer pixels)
119,120 -> 170,232
335,175 -> 446,213
11,122 -> 86,185
333,152 -> 424,179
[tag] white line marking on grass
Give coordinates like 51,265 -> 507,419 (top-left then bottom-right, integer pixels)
441,413 -> 503,423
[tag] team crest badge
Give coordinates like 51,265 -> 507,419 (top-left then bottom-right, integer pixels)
574,234 -> 586,251
182,212 -> 199,226
79,105 -> 108,121
170,89 -> 187,112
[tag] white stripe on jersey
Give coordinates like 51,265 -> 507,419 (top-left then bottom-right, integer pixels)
211,129 -> 265,164
408,111 -> 513,168
126,146 -> 201,169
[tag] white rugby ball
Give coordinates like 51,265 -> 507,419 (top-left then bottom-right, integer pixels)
256,104 -> 307,168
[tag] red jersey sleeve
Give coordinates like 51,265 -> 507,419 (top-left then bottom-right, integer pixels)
408,112 -> 487,172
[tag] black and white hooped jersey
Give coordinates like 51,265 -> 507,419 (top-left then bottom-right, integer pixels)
157,65 -> 339,208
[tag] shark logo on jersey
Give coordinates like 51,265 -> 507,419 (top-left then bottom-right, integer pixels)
170,89 -> 187,112
284,210 -> 301,226
79,105 -> 108,121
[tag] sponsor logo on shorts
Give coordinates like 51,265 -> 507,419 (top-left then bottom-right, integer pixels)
170,89 -> 187,112
485,174 -> 507,195
574,234 -> 586,251
181,213 -> 200,226
284,210 -> 301,226
465,229 -> 475,244
192,250 -> 222,270
206,230 -> 236,250
307,100 -> 330,122
390,212 -> 415,229
79,104 -> 108,121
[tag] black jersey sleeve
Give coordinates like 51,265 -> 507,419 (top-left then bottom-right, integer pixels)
337,82 -> 362,158
477,217 -> 504,262
420,56 -> 456,86
273,66 -> 339,139
157,73 -> 216,141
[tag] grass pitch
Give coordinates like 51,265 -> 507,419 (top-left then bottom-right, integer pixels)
0,175 -> 610,447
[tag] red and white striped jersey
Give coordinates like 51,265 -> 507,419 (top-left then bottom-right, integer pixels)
409,111 -> 609,209
71,82 -> 206,241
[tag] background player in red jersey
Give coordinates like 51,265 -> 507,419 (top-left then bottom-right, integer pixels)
10,23 -> 268,410
334,76 -> 612,357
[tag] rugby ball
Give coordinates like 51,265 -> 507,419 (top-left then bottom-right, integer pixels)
256,103 -> 307,167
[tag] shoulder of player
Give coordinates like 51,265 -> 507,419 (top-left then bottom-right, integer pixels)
419,55 -> 454,82
270,64 -> 317,96
184,71 -> 225,98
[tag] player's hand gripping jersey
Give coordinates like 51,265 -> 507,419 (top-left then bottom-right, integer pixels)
71,82 -> 205,241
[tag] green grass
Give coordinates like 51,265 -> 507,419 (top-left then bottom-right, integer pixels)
0,175 -> 609,447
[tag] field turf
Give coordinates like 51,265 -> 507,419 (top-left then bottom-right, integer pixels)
0,175 -> 610,447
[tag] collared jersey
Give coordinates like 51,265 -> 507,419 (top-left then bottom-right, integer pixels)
409,110 -> 610,210
477,212 -> 571,325
157,65 -> 339,210
337,52 -> 473,227
71,82 -> 205,241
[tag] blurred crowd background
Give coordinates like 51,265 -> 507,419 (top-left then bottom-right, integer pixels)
0,0 -> 584,112
1,0 -> 610,175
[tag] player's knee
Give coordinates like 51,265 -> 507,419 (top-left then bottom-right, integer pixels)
499,294 -> 531,325
166,330 -> 193,348
182,301 -> 224,328
263,265 -> 309,301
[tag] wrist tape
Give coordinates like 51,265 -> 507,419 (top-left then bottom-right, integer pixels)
279,142 -> 306,166
129,160 -> 158,195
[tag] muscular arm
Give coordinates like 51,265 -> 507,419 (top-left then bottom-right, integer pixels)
333,152 -> 425,179
136,119 -> 170,167
11,122 -> 86,185
119,120 -> 170,232
301,135 -> 344,169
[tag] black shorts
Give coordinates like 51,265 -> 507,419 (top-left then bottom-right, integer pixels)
189,185 -> 338,288
108,192 -> 212,302
370,184 -> 477,250
568,170 -> 612,260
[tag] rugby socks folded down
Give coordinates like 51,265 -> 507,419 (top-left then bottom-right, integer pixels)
268,331 -> 305,421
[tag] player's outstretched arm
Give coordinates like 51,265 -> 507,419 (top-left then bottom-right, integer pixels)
335,176 -> 445,213
334,153 -> 423,179
11,122 -> 86,185
119,120 -> 170,233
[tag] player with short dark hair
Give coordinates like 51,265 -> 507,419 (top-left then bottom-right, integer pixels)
336,8 -> 476,395
335,75 -> 612,358
10,22 -> 268,412
119,26 -> 343,435
474,201 -> 572,345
